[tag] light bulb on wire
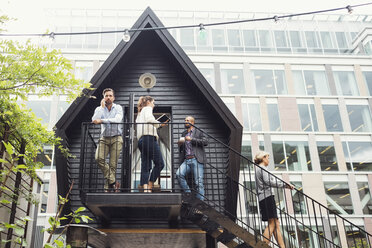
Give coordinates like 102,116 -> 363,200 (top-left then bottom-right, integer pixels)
346,5 -> 353,14
198,23 -> 206,41
122,29 -> 130,42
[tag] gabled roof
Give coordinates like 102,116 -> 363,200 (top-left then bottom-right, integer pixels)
55,7 -> 242,138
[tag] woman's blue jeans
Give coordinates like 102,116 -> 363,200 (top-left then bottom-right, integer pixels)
176,158 -> 205,200
138,135 -> 165,185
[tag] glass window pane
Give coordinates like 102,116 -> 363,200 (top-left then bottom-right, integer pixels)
259,141 -> 265,151
347,105 -> 372,132
334,71 -> 359,96
199,68 -> 215,90
344,141 -> 372,171
320,31 -> 333,48
258,30 -> 273,47
36,146 -> 53,169
323,105 -> 343,132
242,103 -> 262,131
267,104 -> 281,131
289,31 -> 302,47
40,181 -> 49,213
291,181 -> 307,214
26,101 -> 52,124
303,71 -> 330,95
335,32 -> 347,49
305,31 -> 319,48
212,29 -> 227,51
274,31 -> 288,47
85,27 -> 99,49
248,103 -> 262,131
180,29 -> 194,46
57,101 -> 71,121
286,141 -> 312,171
298,104 -> 312,131
75,62 -> 93,84
221,69 -> 245,94
180,29 -> 195,51
274,70 -> 287,95
243,30 -> 257,47
293,71 -> 306,95
324,182 -> 354,214
272,141 -> 286,171
362,71 -> 372,96
227,29 -> 241,46
52,26 -> 69,49
69,27 -> 84,49
253,70 -> 275,95
357,182 -> 372,214
241,140 -> 252,170
310,104 -> 319,131
100,27 -> 116,49
244,181 -> 258,214
317,141 -> 338,171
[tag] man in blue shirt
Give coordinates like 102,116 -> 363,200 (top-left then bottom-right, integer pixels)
176,116 -> 208,200
92,88 -> 123,192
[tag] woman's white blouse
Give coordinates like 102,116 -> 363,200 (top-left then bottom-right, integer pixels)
136,106 -> 160,140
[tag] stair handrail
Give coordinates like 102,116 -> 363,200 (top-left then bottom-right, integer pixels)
201,161 -> 343,247
190,124 -> 372,237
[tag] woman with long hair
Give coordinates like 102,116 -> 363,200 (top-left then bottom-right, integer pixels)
136,96 -> 165,192
254,150 -> 294,248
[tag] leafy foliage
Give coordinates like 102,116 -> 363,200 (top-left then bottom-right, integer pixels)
0,39 -> 92,102
0,15 -> 93,247
42,184 -> 92,248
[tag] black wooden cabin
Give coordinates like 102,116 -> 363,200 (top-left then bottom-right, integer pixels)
54,7 -> 249,248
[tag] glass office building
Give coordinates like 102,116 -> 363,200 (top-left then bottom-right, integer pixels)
29,8 -> 372,245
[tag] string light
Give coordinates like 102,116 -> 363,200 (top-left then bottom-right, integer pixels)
122,29 -> 130,42
0,3 -> 371,38
346,5 -> 353,14
198,23 -> 206,40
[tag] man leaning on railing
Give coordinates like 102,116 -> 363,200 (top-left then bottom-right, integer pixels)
92,88 -> 123,192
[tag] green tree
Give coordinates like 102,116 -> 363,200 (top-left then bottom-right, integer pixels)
0,15 -> 93,247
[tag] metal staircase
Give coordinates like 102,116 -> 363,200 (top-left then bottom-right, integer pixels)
79,122 -> 372,248
182,194 -> 269,248
178,126 -> 372,248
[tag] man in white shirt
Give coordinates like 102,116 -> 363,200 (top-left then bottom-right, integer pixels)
92,88 -> 123,192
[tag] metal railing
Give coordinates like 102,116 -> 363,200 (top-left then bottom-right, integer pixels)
79,122 -> 372,248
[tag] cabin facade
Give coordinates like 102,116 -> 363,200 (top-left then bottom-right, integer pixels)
55,7 -> 244,248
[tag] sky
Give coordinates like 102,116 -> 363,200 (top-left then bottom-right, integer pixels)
1,0 -> 372,33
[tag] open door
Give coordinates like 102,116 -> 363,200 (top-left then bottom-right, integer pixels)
131,106 -> 173,192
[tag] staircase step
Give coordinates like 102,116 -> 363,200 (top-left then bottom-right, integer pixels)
182,195 -> 270,248
216,230 -> 236,243
235,243 -> 252,248
198,219 -> 220,233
